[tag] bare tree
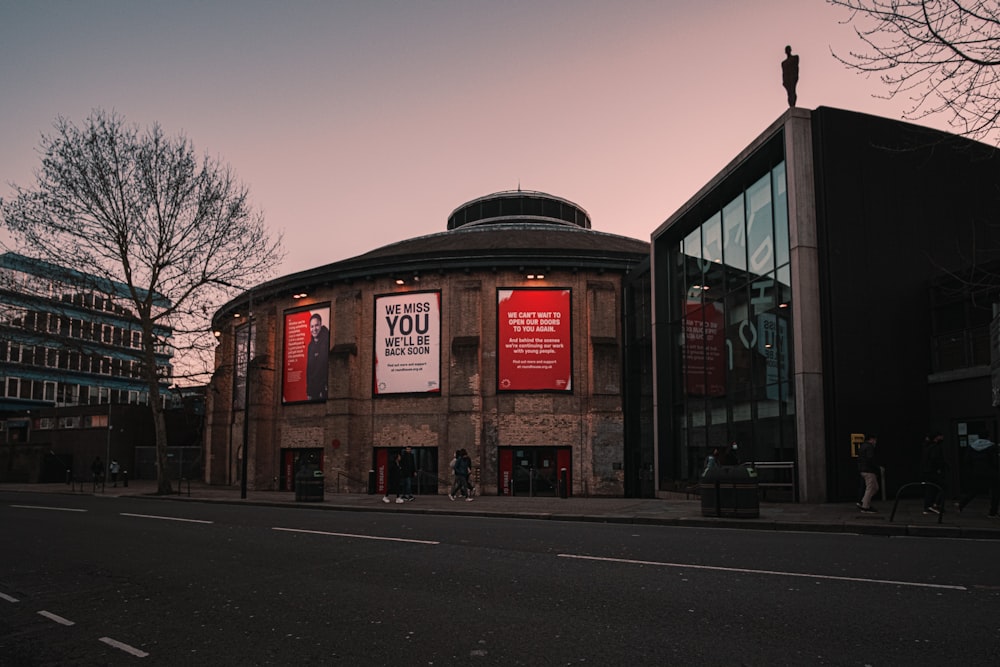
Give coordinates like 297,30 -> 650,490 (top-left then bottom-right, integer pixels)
830,0 -> 1000,143
1,110 -> 283,494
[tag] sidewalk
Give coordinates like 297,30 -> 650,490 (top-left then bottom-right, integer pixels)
5,480 -> 999,540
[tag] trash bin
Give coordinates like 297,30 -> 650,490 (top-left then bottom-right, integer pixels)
295,468 -> 325,502
700,464 -> 759,518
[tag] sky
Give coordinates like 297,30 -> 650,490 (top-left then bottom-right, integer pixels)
0,0 -> 950,278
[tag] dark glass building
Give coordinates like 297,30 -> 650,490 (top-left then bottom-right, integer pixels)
651,107 -> 1000,502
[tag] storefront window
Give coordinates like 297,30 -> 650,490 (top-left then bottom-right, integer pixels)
668,160 -> 794,478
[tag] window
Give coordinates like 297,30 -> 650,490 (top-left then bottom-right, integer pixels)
58,416 -> 81,429
930,272 -> 1000,373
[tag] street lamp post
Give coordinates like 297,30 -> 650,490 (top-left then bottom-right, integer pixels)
240,289 -> 253,500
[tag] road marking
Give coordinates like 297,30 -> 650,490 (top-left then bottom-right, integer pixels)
100,636 -> 149,657
38,610 -> 74,625
11,505 -> 86,513
557,554 -> 968,591
120,513 -> 214,524
0,592 -> 19,603
272,527 -> 439,545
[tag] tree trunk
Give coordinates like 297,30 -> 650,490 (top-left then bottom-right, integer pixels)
142,320 -> 173,495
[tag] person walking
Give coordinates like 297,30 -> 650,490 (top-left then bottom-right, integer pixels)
449,448 -> 474,501
920,432 -> 946,514
857,434 -> 879,513
383,451 -> 403,504
957,437 -> 999,518
109,459 -> 120,488
399,445 -> 416,501
91,456 -> 104,490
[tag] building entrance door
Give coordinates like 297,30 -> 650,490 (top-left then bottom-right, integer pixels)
373,447 -> 440,496
498,446 -> 571,496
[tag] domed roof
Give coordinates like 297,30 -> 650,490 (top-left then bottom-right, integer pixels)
216,190 -> 648,321
447,190 -> 591,230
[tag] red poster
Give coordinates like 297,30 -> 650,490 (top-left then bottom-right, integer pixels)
497,288 -> 572,392
684,300 -> 726,396
499,448 -> 513,496
283,306 -> 331,404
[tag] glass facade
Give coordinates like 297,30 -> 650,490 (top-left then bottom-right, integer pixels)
667,161 -> 794,480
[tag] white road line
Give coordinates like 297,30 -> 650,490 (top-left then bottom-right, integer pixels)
100,636 -> 149,657
272,527 -> 439,545
11,505 -> 86,512
0,592 -> 19,603
38,610 -> 74,625
120,513 -> 213,524
557,553 -> 968,591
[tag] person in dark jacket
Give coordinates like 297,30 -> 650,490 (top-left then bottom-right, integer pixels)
449,449 -> 475,501
857,434 -> 879,513
306,313 -> 329,401
399,446 -> 416,501
382,451 -> 402,504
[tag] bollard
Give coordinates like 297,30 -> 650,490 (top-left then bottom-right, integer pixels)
66,469 -> 71,485
123,470 -> 128,487
559,468 -> 569,498
368,469 -> 376,494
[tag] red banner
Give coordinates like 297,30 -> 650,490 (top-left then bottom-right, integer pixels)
498,288 -> 572,392
283,306 -> 331,404
684,300 -> 726,396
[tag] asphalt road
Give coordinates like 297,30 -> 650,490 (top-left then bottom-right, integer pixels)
1,491 -> 998,666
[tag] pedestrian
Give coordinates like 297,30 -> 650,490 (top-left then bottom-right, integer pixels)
91,456 -> 103,488
399,445 -> 416,501
956,437 -> 999,518
447,450 -> 462,500
109,459 -> 120,487
383,451 -> 403,504
920,432 -> 946,514
449,449 -> 474,501
721,441 -> 740,466
464,450 -> 477,498
856,434 -> 879,513
701,447 -> 720,477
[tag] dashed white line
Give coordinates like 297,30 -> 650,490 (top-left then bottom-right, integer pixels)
120,512 -> 213,524
11,505 -> 87,513
100,636 -> 149,657
272,527 -> 439,544
557,553 -> 968,591
0,592 -> 19,603
38,610 -> 74,625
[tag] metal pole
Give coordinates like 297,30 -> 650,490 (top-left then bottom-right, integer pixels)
240,289 -> 253,499
105,404 -> 112,486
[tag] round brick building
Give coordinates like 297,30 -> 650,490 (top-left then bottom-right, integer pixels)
207,190 -> 648,497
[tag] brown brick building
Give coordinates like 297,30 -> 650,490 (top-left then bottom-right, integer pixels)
207,190 -> 649,497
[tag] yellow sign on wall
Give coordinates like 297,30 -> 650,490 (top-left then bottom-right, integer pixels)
850,433 -> 865,458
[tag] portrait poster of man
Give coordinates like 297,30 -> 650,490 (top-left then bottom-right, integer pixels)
374,291 -> 441,395
497,288 -> 572,392
282,305 -> 331,404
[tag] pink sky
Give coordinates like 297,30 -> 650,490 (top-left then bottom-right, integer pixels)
0,1 -> 951,277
